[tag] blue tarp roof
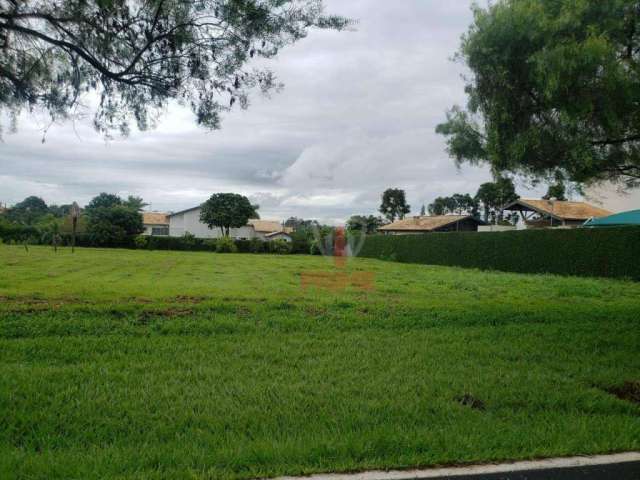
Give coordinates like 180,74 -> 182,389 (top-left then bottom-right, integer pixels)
583,209 -> 640,227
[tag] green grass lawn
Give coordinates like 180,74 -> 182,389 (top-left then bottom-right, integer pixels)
1,245 -> 640,480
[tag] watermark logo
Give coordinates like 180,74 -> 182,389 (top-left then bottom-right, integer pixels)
300,223 -> 375,292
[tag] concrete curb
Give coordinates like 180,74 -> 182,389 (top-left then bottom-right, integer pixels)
267,452 -> 640,480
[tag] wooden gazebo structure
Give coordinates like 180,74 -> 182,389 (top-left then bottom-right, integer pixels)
503,199 -> 612,228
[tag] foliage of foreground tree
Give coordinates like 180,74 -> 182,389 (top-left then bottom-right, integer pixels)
0,0 -> 350,137
200,192 -> 259,236
436,0 -> 640,188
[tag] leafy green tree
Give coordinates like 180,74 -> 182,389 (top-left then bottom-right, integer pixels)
420,204 -> 426,216
86,205 -> 144,246
48,204 -> 74,218
0,0 -> 350,137
123,196 -> 149,212
85,193 -> 123,211
6,196 -> 49,225
284,217 -> 319,230
379,188 -> 410,222
428,194 -> 478,216
34,214 -> 64,250
475,177 -> 519,224
346,215 -> 385,234
436,0 -> 640,188
84,193 -> 144,245
543,183 -> 568,201
475,183 -> 499,223
428,197 -> 448,216
200,193 -> 259,237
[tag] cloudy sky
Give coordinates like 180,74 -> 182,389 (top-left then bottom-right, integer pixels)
0,0 -> 548,223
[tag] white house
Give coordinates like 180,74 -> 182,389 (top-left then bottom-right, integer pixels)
168,206 -> 291,240
264,231 -> 293,242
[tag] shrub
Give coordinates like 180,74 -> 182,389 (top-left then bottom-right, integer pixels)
235,239 -> 252,253
85,205 -> 144,247
216,236 -> 237,253
309,240 -> 322,255
134,235 -> 149,249
203,239 -> 218,251
145,235 -> 210,251
359,227 -> 640,280
267,239 -> 292,254
248,237 -> 266,253
181,232 -> 197,249
290,230 -> 311,254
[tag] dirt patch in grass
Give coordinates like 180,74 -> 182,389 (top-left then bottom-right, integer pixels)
174,295 -> 208,304
605,381 -> 640,405
236,306 -> 252,317
157,308 -> 194,317
137,308 -> 194,321
305,305 -> 328,317
455,394 -> 486,411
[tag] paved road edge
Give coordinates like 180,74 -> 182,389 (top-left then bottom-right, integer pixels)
267,451 -> 640,480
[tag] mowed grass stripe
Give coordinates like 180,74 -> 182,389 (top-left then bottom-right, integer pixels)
0,246 -> 639,479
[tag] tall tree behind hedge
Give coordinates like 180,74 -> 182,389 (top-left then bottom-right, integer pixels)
6,196 -> 49,225
346,215 -> 385,234
428,194 -> 478,217
200,193 -> 259,237
543,183 -> 568,201
379,188 -> 411,222
475,177 -> 519,224
84,193 -> 144,246
85,193 -> 123,211
436,0 -> 640,188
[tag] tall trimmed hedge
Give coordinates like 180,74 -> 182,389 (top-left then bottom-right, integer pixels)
359,227 -> 640,280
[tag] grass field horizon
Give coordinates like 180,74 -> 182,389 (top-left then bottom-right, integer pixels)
1,245 -> 640,479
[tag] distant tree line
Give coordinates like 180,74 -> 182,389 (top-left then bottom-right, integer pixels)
0,193 -> 146,247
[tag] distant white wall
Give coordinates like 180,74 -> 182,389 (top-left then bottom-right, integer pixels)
169,208 -> 256,239
478,225 -> 517,233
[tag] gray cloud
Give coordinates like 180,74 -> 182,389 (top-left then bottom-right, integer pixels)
0,0 -> 545,222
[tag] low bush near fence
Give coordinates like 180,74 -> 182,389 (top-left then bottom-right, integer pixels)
359,227 -> 640,280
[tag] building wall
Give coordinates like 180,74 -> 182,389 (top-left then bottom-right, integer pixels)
478,225 -> 517,233
265,233 -> 292,242
169,208 -> 256,239
142,224 -> 169,236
